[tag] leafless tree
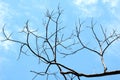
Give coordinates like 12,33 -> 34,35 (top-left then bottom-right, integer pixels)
2,6 -> 120,80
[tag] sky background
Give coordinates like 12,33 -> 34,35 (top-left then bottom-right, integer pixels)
0,0 -> 120,80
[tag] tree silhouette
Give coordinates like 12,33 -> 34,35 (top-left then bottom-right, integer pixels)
2,6 -> 120,80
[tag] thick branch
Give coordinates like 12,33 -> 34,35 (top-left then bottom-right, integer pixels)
61,70 -> 120,77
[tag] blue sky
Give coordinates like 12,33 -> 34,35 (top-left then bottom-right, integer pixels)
0,0 -> 120,80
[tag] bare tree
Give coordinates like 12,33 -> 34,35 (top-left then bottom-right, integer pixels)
2,7 -> 120,80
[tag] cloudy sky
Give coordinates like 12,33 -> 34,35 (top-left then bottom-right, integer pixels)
0,0 -> 120,80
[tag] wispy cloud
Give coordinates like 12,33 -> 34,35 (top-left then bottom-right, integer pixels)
0,1 -> 13,50
0,2 -> 9,26
0,0 -> 48,51
103,0 -> 120,20
72,0 -> 120,57
74,0 -> 97,5
101,0 -> 120,31
102,0 -> 119,8
73,0 -> 100,17
0,36 -> 13,50
73,0 -> 120,18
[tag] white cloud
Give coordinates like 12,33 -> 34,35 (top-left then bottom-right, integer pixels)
74,0 -> 98,5
102,0 -> 119,8
73,0 -> 101,17
102,0 -> 120,20
73,0 -> 120,19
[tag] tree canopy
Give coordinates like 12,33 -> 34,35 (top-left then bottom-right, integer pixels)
2,6 -> 120,80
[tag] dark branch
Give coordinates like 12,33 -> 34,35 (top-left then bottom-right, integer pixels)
61,70 -> 120,77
